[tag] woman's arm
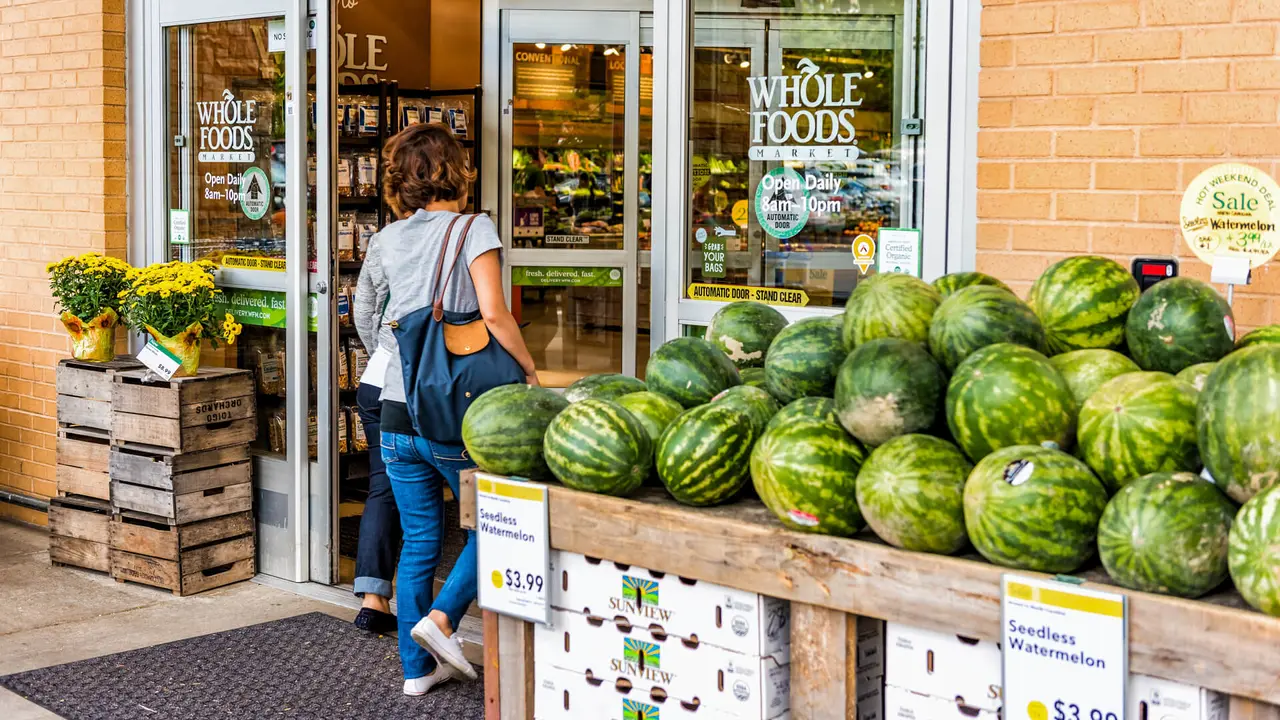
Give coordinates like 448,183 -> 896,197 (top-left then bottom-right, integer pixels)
470,249 -> 539,386
353,237 -> 384,353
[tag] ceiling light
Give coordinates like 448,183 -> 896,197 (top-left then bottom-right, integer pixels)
740,60 -> 750,68
865,70 -> 874,78
561,44 -> 572,52
535,42 -> 546,49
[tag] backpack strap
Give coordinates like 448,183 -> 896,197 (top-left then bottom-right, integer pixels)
432,214 -> 479,321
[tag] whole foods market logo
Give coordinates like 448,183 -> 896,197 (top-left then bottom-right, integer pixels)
611,576 -> 672,622
197,89 -> 258,163
747,57 -> 863,161
623,698 -> 660,720
612,638 -> 674,684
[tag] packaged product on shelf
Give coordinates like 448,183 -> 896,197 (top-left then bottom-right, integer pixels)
402,104 -> 421,129
357,98 -> 380,136
309,345 -> 317,391
427,106 -> 443,124
337,150 -> 354,198
276,348 -> 287,396
308,411 -> 318,459
350,343 -> 368,383
355,151 -> 378,197
269,408 -> 287,455
307,155 -> 317,187
255,347 -> 282,396
337,285 -> 352,327
357,213 -> 378,257
337,212 -> 356,262
336,102 -> 349,138
351,409 -> 368,452
337,408 -> 349,455
451,109 -> 468,137
338,341 -> 351,390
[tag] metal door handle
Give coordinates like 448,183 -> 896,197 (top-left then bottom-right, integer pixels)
316,280 -> 328,295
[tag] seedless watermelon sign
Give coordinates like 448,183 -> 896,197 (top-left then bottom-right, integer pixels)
1180,163 -> 1280,269
476,473 -> 550,625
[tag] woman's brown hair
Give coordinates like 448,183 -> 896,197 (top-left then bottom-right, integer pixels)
382,122 -> 476,216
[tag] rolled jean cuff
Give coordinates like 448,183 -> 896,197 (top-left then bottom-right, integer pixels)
354,576 -> 393,599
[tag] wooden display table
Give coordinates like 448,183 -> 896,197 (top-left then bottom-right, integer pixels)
458,470 -> 1280,720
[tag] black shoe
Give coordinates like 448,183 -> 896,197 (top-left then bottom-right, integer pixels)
353,607 -> 397,634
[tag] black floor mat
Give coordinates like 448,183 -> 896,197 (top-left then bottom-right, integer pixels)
0,612 -> 483,720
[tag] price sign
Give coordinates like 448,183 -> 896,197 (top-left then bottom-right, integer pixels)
1002,576 -> 1127,720
476,473 -> 550,625
136,339 -> 182,381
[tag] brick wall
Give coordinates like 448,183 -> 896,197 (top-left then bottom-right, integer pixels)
976,0 -> 1280,331
0,0 -> 126,525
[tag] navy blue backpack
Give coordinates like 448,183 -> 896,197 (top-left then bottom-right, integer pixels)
391,214 -> 524,444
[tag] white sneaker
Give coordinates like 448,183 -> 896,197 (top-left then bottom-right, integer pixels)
403,663 -> 458,696
410,618 -> 479,680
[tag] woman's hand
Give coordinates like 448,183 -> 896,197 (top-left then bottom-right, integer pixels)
525,373 -> 541,387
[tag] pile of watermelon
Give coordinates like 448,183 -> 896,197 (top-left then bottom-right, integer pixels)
459,263 -> 1280,617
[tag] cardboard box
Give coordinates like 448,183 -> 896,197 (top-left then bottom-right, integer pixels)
1130,675 -> 1228,720
535,665 -> 791,720
885,623 -> 1002,712
884,685 -> 998,720
857,670 -> 885,720
857,618 -> 886,677
551,551 -> 791,658
535,609 -> 789,720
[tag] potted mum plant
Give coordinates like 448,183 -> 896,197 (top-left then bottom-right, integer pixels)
118,260 -> 243,376
47,253 -> 132,362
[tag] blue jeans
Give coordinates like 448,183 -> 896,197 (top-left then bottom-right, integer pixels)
382,431 -> 478,680
354,383 -> 400,599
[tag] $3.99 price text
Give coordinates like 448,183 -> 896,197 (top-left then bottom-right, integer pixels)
1027,699 -> 1118,720
491,568 -> 544,593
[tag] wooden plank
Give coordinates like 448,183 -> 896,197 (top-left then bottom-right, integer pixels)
110,548 -> 180,591
170,444 -> 251,473
56,364 -> 113,400
50,536 -> 110,572
112,369 -> 254,414
57,396 -> 111,430
111,380 -> 180,419
177,511 -> 255,549
496,615 -> 533,720
57,434 -> 110,472
48,502 -> 110,544
178,535 -> 254,574
1231,698 -> 1280,720
484,610 -> 501,720
180,394 -> 255,428
109,445 -> 252,490
790,604 -> 855,720
179,418 -> 256,453
111,480 -> 175,518
112,414 -> 255,453
57,464 -> 110,501
173,481 -> 252,524
180,556 -> 255,596
109,516 -> 179,561
171,460 -> 251,495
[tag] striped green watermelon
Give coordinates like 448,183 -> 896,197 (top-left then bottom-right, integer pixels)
946,343 -> 1076,462
1236,324 -> 1280,350
842,272 -> 941,350
740,367 -> 768,390
932,271 -> 1011,298
1028,256 -> 1140,355
835,338 -> 944,447
1175,362 -> 1216,392
645,337 -> 741,408
1098,471 -> 1235,598
543,399 -> 651,496
1078,372 -> 1200,493
751,419 -> 866,536
928,286 -> 1047,373
1229,483 -> 1280,616
615,391 -> 683,446
856,434 -> 972,554
963,444 -> 1109,572
765,316 -> 846,404
1197,344 -> 1280,503
766,397 -> 838,432
711,385 -> 779,435
564,373 -> 647,403
1126,277 -> 1235,374
705,302 -> 789,368
462,384 -> 569,480
657,403 -> 754,506
1049,349 -> 1141,405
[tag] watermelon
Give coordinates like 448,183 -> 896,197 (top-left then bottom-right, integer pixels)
1175,362 -> 1216,392
564,373 -> 647,403
711,385 -> 779,435
645,337 -> 741,408
1078,372 -> 1200,493
946,343 -> 1077,462
933,271 -> 1011,298
928,286 -> 1047,373
705,302 -> 789,368
856,434 -> 972,554
751,419 -> 867,536
462,384 -> 569,480
766,397 -> 838,432
657,403 -> 755,506
740,367 -> 768,390
1098,471 -> 1234,598
543,399 -> 652,496
615,391 -> 683,446
1197,344 -> 1280,503
835,338 -> 944,447
1236,324 -> 1280,350
963,444 -> 1109,572
765,316 -> 846,404
1229,483 -> 1280,616
1028,255 -> 1141,355
842,272 -> 941,349
1126,277 -> 1234,374
1049,349 -> 1141,405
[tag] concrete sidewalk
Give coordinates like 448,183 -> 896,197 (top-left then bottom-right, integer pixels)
0,521 -> 357,720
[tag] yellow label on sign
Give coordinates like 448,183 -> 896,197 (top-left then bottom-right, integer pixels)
691,156 -> 711,190
852,234 -> 876,274
688,283 -> 810,307
1181,163 -> 1280,269
732,200 -> 749,228
220,255 -> 286,272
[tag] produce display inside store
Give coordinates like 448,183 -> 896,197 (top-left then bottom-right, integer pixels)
461,256 -> 1280,616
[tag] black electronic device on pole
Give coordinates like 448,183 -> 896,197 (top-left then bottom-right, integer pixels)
1131,257 -> 1179,292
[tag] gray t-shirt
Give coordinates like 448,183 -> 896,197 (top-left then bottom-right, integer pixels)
354,210 -> 503,404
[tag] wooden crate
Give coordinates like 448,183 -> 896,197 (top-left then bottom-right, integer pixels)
55,357 -> 143,434
111,368 -> 256,453
56,427 -> 111,501
109,510 -> 256,596
109,444 -> 252,523
48,495 -> 112,573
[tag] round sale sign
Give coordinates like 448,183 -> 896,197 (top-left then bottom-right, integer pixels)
1180,163 -> 1280,269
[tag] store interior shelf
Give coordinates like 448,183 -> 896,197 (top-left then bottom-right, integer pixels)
458,470 -> 1280,706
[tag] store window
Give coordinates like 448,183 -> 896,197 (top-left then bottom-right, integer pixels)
688,0 -> 921,308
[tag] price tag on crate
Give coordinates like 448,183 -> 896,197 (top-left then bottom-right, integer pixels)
476,473 -> 550,625
1002,575 -> 1127,720
136,339 -> 182,381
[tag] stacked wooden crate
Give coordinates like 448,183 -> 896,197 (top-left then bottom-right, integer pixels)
50,357 -> 143,572
107,367 -> 258,596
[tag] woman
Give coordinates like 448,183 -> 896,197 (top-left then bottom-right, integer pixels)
355,122 -> 539,696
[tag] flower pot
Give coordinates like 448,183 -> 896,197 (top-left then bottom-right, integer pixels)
145,322 -> 203,377
60,308 -> 118,362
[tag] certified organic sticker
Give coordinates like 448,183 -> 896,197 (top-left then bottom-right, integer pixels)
1180,163 -> 1280,269
240,166 -> 270,221
754,167 -> 810,239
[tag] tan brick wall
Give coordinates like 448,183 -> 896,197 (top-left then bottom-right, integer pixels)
977,0 -> 1280,331
0,0 -> 126,525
